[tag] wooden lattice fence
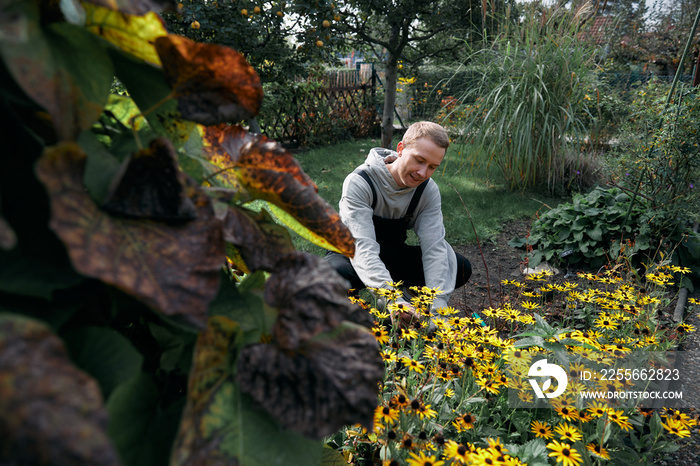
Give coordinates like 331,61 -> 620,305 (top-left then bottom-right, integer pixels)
258,69 -> 379,147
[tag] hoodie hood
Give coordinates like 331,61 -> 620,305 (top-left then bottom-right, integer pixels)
364,147 -> 410,195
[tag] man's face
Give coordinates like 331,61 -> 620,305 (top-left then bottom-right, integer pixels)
390,138 -> 445,188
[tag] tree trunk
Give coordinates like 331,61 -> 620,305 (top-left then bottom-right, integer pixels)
380,54 -> 399,149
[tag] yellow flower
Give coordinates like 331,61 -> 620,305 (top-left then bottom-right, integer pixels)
587,402 -> 610,418
370,307 -> 390,319
555,406 -> 579,422
400,356 -> 425,374
521,300 -> 541,310
406,451 -> 444,466
444,440 -> 472,464
372,326 -> 390,344
374,405 -> 399,425
553,423 -> 583,442
662,418 -> 692,438
452,412 -> 477,431
586,442 -> 611,459
531,420 -> 553,439
547,440 -> 583,466
607,409 -> 632,431
412,402 -> 437,420
594,315 -> 619,331
380,349 -> 397,363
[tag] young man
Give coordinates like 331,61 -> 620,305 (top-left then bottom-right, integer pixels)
325,121 -> 471,314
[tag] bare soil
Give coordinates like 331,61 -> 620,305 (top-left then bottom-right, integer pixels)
448,218 -> 534,313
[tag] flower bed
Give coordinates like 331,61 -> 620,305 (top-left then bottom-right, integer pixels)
328,263 -> 699,465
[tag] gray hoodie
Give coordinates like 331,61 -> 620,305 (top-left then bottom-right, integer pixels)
339,148 -> 457,309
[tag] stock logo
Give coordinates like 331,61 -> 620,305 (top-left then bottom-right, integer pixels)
528,359 -> 568,399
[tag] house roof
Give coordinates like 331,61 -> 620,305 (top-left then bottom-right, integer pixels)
578,16 -> 614,44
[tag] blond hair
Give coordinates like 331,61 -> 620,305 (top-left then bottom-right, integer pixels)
401,121 -> 450,150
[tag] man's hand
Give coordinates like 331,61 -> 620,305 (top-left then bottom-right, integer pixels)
390,303 -> 419,329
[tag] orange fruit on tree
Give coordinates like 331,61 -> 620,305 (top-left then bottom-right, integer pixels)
277,11 -> 284,17
253,6 -> 261,13
241,8 -> 248,15
322,20 -> 330,28
190,20 -> 200,29
316,40 -> 323,47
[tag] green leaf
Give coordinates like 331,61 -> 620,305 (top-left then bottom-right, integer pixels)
62,326 -> 143,400
80,130 -> 122,204
0,247 -> 82,299
508,236 -> 527,248
587,225 -> 603,241
321,445 -> 347,466
104,93 -> 149,131
0,5 -> 113,140
107,372 -> 185,466
147,322 -> 196,373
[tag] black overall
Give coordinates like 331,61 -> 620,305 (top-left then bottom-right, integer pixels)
325,169 -> 472,292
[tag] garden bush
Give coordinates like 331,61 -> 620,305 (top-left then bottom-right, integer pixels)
329,264 -> 699,465
513,187 -> 651,270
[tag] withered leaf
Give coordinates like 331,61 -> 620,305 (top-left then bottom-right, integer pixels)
155,35 -> 262,125
265,252 -> 373,349
0,313 -> 120,465
201,124 -> 355,257
102,137 -> 197,222
238,323 -> 383,439
237,252 -> 382,438
35,142 -> 224,327
83,0 -> 172,16
219,205 -> 295,273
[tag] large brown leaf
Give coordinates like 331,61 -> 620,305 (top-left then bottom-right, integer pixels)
0,313 -> 120,465
35,142 -> 224,327
201,124 -> 355,257
219,205 -> 295,273
102,137 -> 197,222
237,252 -> 382,438
238,324 -> 383,439
83,0 -> 172,16
155,35 -> 262,125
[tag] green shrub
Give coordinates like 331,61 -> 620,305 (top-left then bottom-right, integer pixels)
515,187 -> 650,270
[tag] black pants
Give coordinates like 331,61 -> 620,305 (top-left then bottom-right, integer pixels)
325,245 -> 472,292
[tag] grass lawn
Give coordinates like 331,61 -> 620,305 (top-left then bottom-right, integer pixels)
291,137 -> 566,253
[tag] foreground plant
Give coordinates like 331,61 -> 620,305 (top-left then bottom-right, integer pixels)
0,1 -> 382,465
329,264 -> 699,465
